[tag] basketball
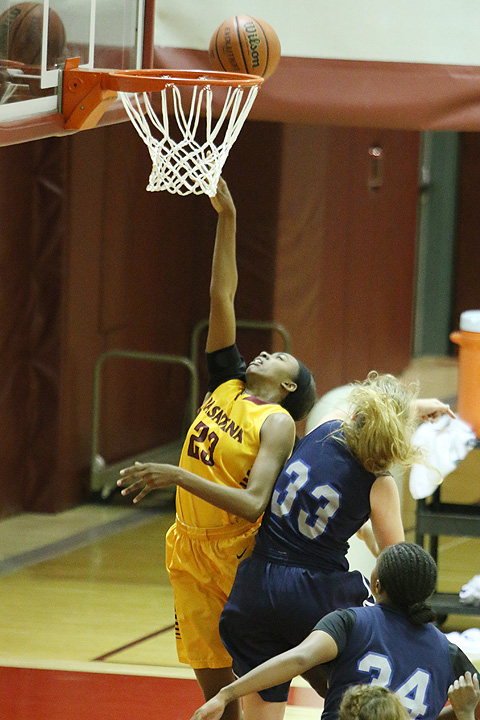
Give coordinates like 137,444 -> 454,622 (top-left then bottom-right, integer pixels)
209,15 -> 281,80
0,2 -> 66,67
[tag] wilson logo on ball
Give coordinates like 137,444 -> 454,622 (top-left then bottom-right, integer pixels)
209,15 -> 281,80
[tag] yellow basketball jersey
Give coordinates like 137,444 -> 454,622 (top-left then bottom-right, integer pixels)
176,378 -> 290,528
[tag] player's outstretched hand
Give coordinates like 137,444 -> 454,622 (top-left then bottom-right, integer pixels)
210,176 -> 235,215
117,462 -> 175,504
189,694 -> 227,720
448,672 -> 480,720
414,398 -> 456,423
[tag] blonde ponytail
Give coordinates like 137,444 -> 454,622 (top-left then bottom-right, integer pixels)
340,371 -> 424,474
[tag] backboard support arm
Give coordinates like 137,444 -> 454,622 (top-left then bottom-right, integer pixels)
61,58 -> 118,130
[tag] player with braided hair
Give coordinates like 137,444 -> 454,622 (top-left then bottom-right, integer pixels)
190,543 -> 479,720
374,539 -> 439,625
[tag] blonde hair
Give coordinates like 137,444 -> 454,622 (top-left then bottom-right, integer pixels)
339,684 -> 409,720
340,371 -> 423,474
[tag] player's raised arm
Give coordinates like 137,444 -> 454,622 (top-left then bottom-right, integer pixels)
206,177 -> 238,353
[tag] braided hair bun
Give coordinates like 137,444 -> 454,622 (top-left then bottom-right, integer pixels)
377,542 -> 437,625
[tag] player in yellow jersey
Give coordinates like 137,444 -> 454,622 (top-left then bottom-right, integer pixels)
118,177 -> 316,720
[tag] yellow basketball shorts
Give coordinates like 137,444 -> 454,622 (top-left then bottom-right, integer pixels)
165,516 -> 259,669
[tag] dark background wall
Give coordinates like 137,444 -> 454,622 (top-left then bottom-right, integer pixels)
0,119 -> 477,517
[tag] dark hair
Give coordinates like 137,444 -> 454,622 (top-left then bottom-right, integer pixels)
377,542 -> 437,625
280,360 -> 316,421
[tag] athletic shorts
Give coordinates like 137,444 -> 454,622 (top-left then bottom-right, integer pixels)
219,553 -> 373,702
165,516 -> 258,669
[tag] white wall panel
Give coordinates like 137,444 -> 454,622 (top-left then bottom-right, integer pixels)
155,0 -> 480,66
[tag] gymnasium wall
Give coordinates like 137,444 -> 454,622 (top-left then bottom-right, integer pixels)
1,121 -> 480,516
454,133 -> 480,324
151,2 -> 480,131
1,2 -> 480,515
0,121 -> 282,516
0,115 -> 422,516
155,1 -> 480,66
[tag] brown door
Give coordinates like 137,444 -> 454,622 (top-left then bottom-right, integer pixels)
274,125 -> 421,396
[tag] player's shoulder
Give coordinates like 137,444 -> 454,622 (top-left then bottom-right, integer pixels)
304,416 -> 344,440
260,408 -> 296,439
306,411 -> 348,433
262,411 -> 295,434
213,377 -> 245,397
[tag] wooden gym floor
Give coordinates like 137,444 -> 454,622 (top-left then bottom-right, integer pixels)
0,503 -> 325,719
1,496 -> 480,720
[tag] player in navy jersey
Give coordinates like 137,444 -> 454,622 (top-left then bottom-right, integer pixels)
189,543 -> 480,720
216,372 -> 453,719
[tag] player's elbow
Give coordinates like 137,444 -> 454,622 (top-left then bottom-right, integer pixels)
244,505 -> 263,523
209,284 -> 237,303
291,649 -> 315,675
356,523 -> 367,540
240,494 -> 267,523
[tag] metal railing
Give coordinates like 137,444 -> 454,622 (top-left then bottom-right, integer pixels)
90,350 -> 198,499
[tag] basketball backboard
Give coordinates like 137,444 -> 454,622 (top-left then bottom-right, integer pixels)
0,0 -> 153,139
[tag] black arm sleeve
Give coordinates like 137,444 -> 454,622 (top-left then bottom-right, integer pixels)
313,609 -> 357,655
448,641 -> 478,677
206,344 -> 246,393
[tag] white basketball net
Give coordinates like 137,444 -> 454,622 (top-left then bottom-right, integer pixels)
118,81 -> 260,196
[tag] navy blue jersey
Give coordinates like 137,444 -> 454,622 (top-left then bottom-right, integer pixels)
254,420 -> 377,571
316,604 -> 476,720
220,555 -> 372,702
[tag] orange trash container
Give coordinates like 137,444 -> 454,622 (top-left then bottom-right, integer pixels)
450,310 -> 480,438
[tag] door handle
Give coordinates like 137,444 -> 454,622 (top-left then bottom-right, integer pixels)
368,146 -> 383,190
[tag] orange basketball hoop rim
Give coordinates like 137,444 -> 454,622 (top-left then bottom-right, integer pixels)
61,57 -> 263,131
61,57 -> 264,196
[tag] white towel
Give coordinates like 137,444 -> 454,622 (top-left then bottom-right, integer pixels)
445,628 -> 480,656
409,415 -> 477,500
